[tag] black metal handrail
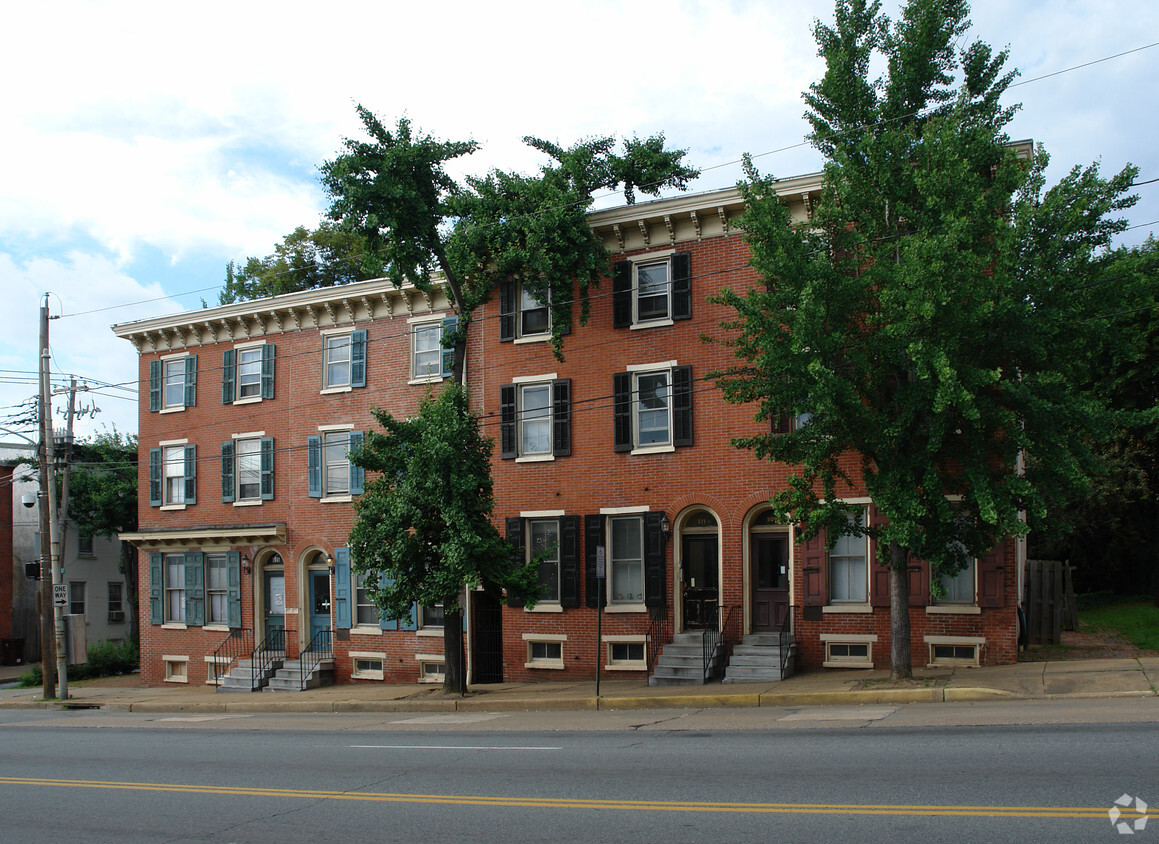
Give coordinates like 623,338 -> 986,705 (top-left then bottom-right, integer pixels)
299,627 -> 333,690
779,610 -> 794,680
211,627 -> 253,687
251,627 -> 286,691
701,625 -> 724,681
646,607 -> 672,675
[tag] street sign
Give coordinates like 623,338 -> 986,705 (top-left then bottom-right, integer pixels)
53,583 -> 67,607
596,546 -> 605,579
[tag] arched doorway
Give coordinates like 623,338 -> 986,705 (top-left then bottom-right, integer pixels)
259,552 -> 286,642
679,509 -> 720,631
304,550 -> 332,646
749,509 -> 790,631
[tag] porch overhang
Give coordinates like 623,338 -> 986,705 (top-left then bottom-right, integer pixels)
119,523 -> 287,551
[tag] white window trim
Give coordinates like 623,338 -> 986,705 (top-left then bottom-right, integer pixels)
512,372 -> 558,384
415,654 -> 446,683
511,377 -> 556,461
822,603 -> 873,614
159,352 -> 190,413
231,340 -> 267,404
820,634 -> 877,668
510,280 -> 552,342
319,328 -> 357,394
603,635 -> 648,671
600,505 -> 649,515
925,635 -> 984,668
523,633 -> 566,670
409,318 -> 446,385
159,438 -> 189,447
351,651 -> 386,680
926,604 -> 981,615
163,655 -> 190,684
204,655 -> 230,685
521,509 -> 565,518
828,507 -> 870,605
625,362 -> 678,455
317,425 -> 355,502
231,434 -> 265,505
629,248 -> 677,328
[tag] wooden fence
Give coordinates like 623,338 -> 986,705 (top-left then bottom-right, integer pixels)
1023,559 -> 1078,645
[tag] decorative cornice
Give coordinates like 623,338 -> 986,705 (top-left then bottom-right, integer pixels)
119,523 -> 288,550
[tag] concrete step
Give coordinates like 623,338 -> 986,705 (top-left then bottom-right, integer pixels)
740,633 -> 784,647
722,667 -> 784,683
728,652 -> 785,665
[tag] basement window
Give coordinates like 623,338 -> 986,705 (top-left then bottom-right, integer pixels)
926,636 -> 983,667
163,655 -> 189,684
351,652 -> 385,680
821,634 -> 875,668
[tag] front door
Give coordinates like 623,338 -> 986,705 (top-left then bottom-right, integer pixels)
681,534 -> 719,630
752,534 -> 789,631
308,570 -> 331,643
263,569 -> 285,640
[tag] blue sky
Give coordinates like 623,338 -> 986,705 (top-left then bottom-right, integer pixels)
1,0 -> 1156,441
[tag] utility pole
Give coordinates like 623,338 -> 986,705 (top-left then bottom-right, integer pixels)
57,379 -> 77,573
39,296 -> 67,700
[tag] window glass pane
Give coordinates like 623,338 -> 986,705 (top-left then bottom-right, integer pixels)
413,324 -> 441,377
238,347 -> 262,397
636,372 -> 670,445
830,510 -> 866,602
610,517 -> 643,603
940,557 -> 975,603
164,446 -> 185,504
236,438 -> 261,500
355,573 -> 380,625
107,583 -> 123,613
325,335 -> 352,387
69,582 -> 85,615
206,555 -> 228,624
530,519 -> 560,602
163,359 -> 184,407
165,555 -> 185,623
520,385 -> 551,455
421,603 -> 444,628
636,261 -> 669,320
323,432 -> 350,496
519,286 -> 549,335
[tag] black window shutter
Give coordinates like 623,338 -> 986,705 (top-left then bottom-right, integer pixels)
499,280 -> 515,342
260,344 -> 275,399
613,372 -> 632,452
644,512 -> 666,608
771,410 -> 791,435
671,252 -> 692,320
612,262 -> 632,328
499,384 -> 517,459
221,440 -> 235,503
222,349 -> 236,404
505,517 -> 525,607
149,360 -> 161,412
560,515 -> 580,608
584,514 -> 606,608
672,365 -> 693,447
552,379 -> 571,457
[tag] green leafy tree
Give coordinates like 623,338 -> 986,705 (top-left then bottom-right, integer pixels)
347,384 -> 538,694
714,0 -> 1139,678
219,221 -> 373,304
65,429 -> 140,644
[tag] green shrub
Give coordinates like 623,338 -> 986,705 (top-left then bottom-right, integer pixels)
15,640 -> 138,687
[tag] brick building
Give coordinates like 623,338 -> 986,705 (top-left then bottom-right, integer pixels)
114,174 -> 1021,688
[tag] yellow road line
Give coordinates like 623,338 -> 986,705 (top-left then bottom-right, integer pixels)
0,777 -> 1139,820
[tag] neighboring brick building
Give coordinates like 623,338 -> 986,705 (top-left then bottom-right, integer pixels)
114,175 -> 1020,688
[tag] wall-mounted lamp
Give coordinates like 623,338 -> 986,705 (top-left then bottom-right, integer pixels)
325,554 -> 335,575
241,554 -> 252,575
660,514 -> 671,536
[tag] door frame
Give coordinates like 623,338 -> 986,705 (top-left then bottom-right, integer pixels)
258,552 -> 286,641
296,547 -> 330,653
673,506 -> 722,633
743,506 -> 793,636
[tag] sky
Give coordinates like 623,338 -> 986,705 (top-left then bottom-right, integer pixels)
1,0 -> 1156,442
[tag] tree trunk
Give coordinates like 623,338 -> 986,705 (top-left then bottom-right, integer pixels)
888,540 -> 913,681
442,603 -> 466,696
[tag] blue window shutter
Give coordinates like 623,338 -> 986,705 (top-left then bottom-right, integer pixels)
184,355 -> 197,407
260,343 -> 275,399
400,602 -> 417,631
334,547 -> 351,629
350,329 -> 367,388
227,551 -> 241,628
440,315 -> 459,378
348,431 -> 365,495
222,348 -> 236,404
221,440 -> 235,503
149,361 -> 161,412
185,552 -> 205,626
148,448 -> 162,506
149,552 -> 163,624
307,435 -> 322,498
260,437 -> 275,500
380,573 -> 393,631
183,444 -> 197,504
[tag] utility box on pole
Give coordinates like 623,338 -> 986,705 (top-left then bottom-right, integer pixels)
64,615 -> 87,665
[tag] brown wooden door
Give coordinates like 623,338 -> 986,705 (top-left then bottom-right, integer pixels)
752,534 -> 789,631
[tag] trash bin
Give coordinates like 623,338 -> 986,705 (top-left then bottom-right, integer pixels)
1,638 -> 25,666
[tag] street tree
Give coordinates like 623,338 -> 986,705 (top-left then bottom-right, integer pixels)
347,383 -> 539,694
713,0 -> 1140,678
65,429 -> 140,644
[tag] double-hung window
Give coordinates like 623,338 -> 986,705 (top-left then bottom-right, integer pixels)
612,252 -> 692,328
584,511 -> 666,610
610,516 -> 643,605
69,582 -> 85,616
149,354 -> 196,412
410,317 -> 457,382
499,378 -> 571,460
206,554 -> 229,625
613,365 -> 693,453
223,343 -> 274,403
354,573 -> 380,627
107,583 -> 124,624
321,330 -> 367,391
149,443 -> 196,508
829,509 -> 869,603
529,519 -> 560,603
938,541 -> 976,604
165,554 -> 186,624
307,429 -> 365,499
505,515 -> 580,608
498,280 -> 551,341
221,435 -> 274,504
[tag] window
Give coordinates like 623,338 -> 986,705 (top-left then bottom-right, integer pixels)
223,344 -> 274,403
524,635 -> 565,669
410,317 -> 457,382
606,639 -> 647,670
307,430 -> 365,499
206,555 -> 229,625
149,355 -> 196,412
107,583 -> 124,624
500,379 -> 571,460
164,656 -> 189,683
938,558 -> 976,603
926,636 -> 982,667
417,657 -> 446,683
825,641 -> 871,666
149,444 -> 196,508
829,510 -> 868,603
585,512 -> 665,610
609,516 -> 644,605
321,330 -> 366,391
613,366 -> 692,453
77,534 -> 94,556
351,653 -> 385,680
612,252 -> 691,328
499,280 -> 551,341
69,582 -> 85,616
529,519 -> 560,603
221,436 -> 274,503
420,602 -> 444,630
164,446 -> 185,505
165,554 -> 185,624
354,573 -> 380,627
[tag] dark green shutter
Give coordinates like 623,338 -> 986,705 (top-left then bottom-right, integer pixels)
560,515 -> 580,608
350,330 -> 367,388
227,551 -> 241,628
149,552 -> 163,624
260,437 -> 274,500
440,315 -> 458,378
644,512 -> 666,608
184,355 -> 197,407
148,448 -> 162,506
552,379 -> 571,457
499,280 -> 515,341
499,385 -> 516,459
334,547 -> 351,629
613,373 -> 632,452
185,552 -> 205,626
260,343 -> 275,399
149,361 -> 161,412
379,573 -> 392,631
585,514 -> 606,608
183,444 -> 197,504
348,431 -> 364,495
671,252 -> 692,320
672,365 -> 693,447
307,435 -> 322,498
221,440 -> 235,503
222,348 -> 236,404
612,262 -> 632,328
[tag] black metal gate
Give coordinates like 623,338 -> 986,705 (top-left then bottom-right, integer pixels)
471,590 -> 504,684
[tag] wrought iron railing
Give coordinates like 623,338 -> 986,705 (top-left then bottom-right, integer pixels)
299,627 -> 333,690
779,611 -> 794,680
211,627 -> 253,687
645,607 -> 672,675
251,627 -> 286,691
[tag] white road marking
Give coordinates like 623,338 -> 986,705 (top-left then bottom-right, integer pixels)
389,713 -> 511,724
352,745 -> 561,751
155,715 -> 255,722
778,706 -> 896,721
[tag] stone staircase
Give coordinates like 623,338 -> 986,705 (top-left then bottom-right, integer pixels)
648,631 -> 725,687
263,659 -> 335,692
216,657 -> 283,693
722,633 -> 796,684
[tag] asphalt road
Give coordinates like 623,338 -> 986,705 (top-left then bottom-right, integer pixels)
0,700 -> 1155,843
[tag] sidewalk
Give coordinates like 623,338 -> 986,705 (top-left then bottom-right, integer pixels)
1,656 -> 1156,713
